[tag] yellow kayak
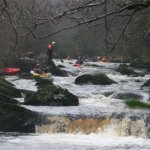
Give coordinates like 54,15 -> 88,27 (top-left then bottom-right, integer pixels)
30,71 -> 52,78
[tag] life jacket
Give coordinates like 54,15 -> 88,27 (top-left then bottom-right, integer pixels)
47,44 -> 54,52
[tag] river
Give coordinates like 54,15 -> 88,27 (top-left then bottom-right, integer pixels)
1,60 -> 150,150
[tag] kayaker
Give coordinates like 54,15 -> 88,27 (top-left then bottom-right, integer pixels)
34,64 -> 43,74
47,41 -> 56,65
76,56 -> 83,64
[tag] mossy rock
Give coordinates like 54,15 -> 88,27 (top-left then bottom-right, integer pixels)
75,73 -> 116,85
24,85 -> 79,106
0,102 -> 38,132
0,78 -> 21,97
111,92 -> 142,100
116,65 -> 137,75
130,58 -> 150,70
36,78 -> 53,87
0,92 -> 19,104
42,65 -> 68,77
142,79 -> 150,87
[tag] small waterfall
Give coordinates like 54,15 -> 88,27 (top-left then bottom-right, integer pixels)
35,114 -> 150,138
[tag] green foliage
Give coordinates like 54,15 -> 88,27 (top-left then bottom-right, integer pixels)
125,99 -> 150,110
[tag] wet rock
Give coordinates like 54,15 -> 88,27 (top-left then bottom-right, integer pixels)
47,66 -> 68,77
75,73 -> 116,85
134,79 -> 141,82
57,65 -> 66,68
142,79 -> 150,87
0,102 -> 38,132
84,63 -> 103,68
0,78 -> 21,97
36,117 -> 70,133
116,64 -> 137,75
103,91 -> 115,97
0,92 -> 19,104
130,58 -> 150,71
36,78 -> 53,87
110,92 -> 142,100
24,85 -> 79,106
16,57 -> 39,72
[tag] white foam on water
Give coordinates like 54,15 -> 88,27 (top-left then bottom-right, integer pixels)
2,62 -> 150,150
5,76 -> 37,92
0,133 -> 150,150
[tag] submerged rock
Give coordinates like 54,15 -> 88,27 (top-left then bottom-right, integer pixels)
142,79 -> 150,87
75,73 -> 116,85
24,85 -> 79,106
110,92 -> 143,100
0,102 -> 38,132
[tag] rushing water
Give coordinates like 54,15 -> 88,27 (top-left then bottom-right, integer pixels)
2,60 -> 150,150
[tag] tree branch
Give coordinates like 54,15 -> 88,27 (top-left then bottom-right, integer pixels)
106,10 -> 137,55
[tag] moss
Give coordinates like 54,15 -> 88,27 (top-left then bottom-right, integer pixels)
24,85 -> 79,106
116,65 -> 136,75
0,92 -> 19,104
75,73 -> 116,85
0,102 -> 38,132
36,78 -> 53,87
0,77 -> 14,86
125,100 -> 150,110
0,78 -> 21,97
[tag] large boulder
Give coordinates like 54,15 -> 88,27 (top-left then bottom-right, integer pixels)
43,65 -> 68,77
116,64 -> 137,76
16,57 -> 39,72
75,73 -> 116,85
0,102 -> 38,132
0,92 -> 19,104
0,78 -> 21,97
130,58 -> 150,71
24,85 -> 79,106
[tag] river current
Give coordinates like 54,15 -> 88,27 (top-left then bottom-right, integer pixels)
1,60 -> 150,150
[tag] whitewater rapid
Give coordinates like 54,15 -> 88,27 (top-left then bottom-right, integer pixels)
3,60 -> 150,150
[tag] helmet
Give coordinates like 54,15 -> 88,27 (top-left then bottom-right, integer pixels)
52,41 -> 56,45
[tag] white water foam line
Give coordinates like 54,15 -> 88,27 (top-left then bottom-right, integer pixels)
1,133 -> 150,149
5,76 -> 37,92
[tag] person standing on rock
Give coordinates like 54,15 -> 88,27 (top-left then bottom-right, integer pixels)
47,41 -> 56,65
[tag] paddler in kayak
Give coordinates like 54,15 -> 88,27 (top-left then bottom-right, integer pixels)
75,56 -> 83,65
34,63 -> 43,74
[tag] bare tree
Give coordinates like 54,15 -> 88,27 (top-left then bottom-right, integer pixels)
0,0 -> 150,64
